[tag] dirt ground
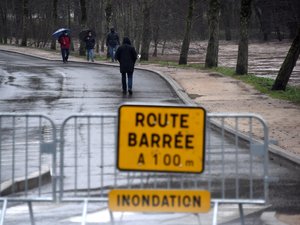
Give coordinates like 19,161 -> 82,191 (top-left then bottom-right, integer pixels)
276,214 -> 300,225
141,64 -> 300,158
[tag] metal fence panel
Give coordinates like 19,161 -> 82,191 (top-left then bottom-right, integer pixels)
0,114 -> 57,201
59,113 -> 269,204
0,112 -> 269,225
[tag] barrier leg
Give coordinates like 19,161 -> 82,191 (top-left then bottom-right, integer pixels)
238,203 -> 245,225
194,213 -> 202,225
28,201 -> 35,225
109,210 -> 115,225
212,201 -> 218,225
81,199 -> 88,225
0,199 -> 7,225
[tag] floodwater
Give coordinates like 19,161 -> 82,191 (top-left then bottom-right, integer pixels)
153,40 -> 300,87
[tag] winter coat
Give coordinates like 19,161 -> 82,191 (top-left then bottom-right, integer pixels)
115,37 -> 137,74
84,35 -> 95,50
106,31 -> 120,47
58,34 -> 71,49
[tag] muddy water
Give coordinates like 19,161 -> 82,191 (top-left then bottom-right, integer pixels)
218,41 -> 300,86
154,40 -> 300,87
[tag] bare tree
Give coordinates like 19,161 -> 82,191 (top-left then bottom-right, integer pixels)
140,0 -> 152,61
254,0 -> 272,41
104,0 -> 112,57
21,0 -> 29,46
50,0 -> 58,50
272,27 -> 300,91
98,0 -> 105,52
79,0 -> 88,56
0,0 -> 8,44
1,0 -> 300,57
132,1 -> 143,53
236,0 -> 252,75
220,0 -> 233,40
151,0 -> 163,57
178,0 -> 195,65
105,0 -> 112,32
205,0 -> 221,68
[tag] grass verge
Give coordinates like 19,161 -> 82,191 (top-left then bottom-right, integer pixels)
213,67 -> 300,105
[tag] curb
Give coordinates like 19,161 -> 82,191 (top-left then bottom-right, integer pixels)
260,212 -> 289,225
0,166 -> 51,195
268,143 -> 300,165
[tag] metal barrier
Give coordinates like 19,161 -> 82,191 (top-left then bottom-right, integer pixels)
0,113 -> 269,225
59,113 -> 269,225
0,114 -> 57,225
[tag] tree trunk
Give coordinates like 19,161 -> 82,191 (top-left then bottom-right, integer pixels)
140,1 -> 151,61
67,0 -> 74,51
254,1 -> 271,41
221,0 -> 232,41
205,0 -> 220,68
151,0 -> 162,58
99,0 -> 105,53
236,0 -> 252,75
178,0 -> 195,65
152,19 -> 160,57
79,0 -> 87,56
21,0 -> 29,46
105,0 -> 112,58
50,0 -> 58,50
133,1 -> 143,54
0,0 -> 8,44
272,27 -> 300,91
152,35 -> 159,57
14,0 -> 22,45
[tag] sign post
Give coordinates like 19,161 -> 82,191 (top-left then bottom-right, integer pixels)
117,104 -> 206,173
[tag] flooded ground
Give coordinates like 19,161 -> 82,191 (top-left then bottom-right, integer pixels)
150,40 -> 300,87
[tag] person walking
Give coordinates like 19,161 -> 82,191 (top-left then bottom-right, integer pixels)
115,37 -> 137,95
106,28 -> 120,62
58,31 -> 71,63
84,31 -> 95,62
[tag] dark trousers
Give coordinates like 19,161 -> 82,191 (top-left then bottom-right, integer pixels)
121,72 -> 133,91
61,48 -> 69,62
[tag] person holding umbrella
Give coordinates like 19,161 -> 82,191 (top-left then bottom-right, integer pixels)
84,31 -> 96,62
58,31 -> 71,63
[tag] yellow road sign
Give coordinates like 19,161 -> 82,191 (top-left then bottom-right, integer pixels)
109,189 -> 211,213
117,104 -> 206,173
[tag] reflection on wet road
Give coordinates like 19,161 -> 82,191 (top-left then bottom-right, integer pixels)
0,51 -> 182,123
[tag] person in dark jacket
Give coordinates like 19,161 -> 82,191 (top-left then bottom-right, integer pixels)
115,37 -> 137,95
58,31 -> 71,63
106,28 -> 120,62
84,31 -> 96,62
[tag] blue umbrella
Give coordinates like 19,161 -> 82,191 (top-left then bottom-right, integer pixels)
52,28 -> 70,39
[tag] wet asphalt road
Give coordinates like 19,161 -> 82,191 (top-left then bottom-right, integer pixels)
0,51 -> 182,123
1,51 -> 300,224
